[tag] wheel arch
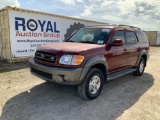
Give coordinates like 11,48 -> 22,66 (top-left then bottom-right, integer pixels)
79,56 -> 108,83
141,54 -> 147,66
90,64 -> 107,83
136,50 -> 148,67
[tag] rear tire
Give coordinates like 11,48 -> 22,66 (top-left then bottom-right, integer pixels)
133,57 -> 145,76
78,68 -> 104,100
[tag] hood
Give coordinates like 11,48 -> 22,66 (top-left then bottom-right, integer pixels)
37,42 -> 104,54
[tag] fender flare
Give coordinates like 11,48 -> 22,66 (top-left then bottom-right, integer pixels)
79,56 -> 108,82
136,50 -> 148,66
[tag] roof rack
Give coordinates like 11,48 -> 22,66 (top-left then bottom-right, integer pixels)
85,24 -> 117,27
118,24 -> 141,30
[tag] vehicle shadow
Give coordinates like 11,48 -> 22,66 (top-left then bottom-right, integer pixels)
0,73 -> 154,120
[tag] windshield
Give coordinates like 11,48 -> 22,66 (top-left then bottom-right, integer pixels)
67,28 -> 110,44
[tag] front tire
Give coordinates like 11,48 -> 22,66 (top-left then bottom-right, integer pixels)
133,57 -> 145,76
78,68 -> 104,100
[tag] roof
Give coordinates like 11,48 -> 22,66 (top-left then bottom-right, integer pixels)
84,24 -> 141,30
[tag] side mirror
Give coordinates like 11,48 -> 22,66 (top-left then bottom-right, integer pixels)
112,39 -> 123,46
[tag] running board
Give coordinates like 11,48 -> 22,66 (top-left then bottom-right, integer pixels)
107,68 -> 137,81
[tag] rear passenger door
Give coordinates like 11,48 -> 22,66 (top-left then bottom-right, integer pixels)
125,30 -> 140,66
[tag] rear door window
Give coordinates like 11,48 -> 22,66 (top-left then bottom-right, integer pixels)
125,31 -> 137,44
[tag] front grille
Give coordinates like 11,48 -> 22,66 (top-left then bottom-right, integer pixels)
35,51 -> 56,63
31,68 -> 52,80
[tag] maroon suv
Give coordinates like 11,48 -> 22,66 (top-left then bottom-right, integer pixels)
29,25 -> 150,100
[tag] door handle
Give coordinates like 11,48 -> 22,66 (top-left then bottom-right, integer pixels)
123,48 -> 127,51
138,47 -> 141,50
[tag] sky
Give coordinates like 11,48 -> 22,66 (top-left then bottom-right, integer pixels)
0,0 -> 160,31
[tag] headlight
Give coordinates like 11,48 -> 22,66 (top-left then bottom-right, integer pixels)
59,55 -> 73,65
59,55 -> 84,65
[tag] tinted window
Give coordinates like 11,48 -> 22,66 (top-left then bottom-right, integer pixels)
125,32 -> 137,44
135,30 -> 148,43
112,31 -> 125,44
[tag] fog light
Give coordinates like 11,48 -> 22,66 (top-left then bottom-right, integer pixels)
63,76 -> 69,81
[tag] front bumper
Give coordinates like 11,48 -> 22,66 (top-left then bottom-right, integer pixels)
29,58 -> 88,85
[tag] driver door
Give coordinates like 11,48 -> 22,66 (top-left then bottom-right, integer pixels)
108,30 -> 128,73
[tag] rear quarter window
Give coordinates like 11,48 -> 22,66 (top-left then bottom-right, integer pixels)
135,30 -> 149,43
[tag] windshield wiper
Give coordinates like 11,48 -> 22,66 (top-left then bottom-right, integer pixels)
67,40 -> 75,42
80,41 -> 95,44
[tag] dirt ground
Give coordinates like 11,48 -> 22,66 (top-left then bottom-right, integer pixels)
0,47 -> 160,120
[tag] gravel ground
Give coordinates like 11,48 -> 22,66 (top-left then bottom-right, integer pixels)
0,47 -> 160,120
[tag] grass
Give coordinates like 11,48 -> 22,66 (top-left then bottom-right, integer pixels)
0,61 -> 5,71
150,45 -> 160,47
0,60 -> 29,73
